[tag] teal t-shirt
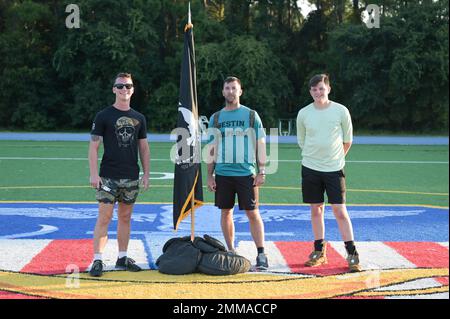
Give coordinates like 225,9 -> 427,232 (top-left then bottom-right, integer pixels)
207,105 -> 266,176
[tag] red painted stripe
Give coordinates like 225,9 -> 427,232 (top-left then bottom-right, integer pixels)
435,276 -> 448,286
20,239 -> 93,275
275,241 -> 348,276
385,242 -> 449,268
0,291 -> 44,299
333,296 -> 385,299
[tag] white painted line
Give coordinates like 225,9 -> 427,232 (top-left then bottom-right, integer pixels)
0,157 -> 170,162
0,239 -> 51,271
329,241 -> 417,270
142,233 -> 183,266
275,160 -> 449,164
0,224 -> 58,239
263,242 -> 291,272
0,157 -> 86,161
347,160 -> 449,164
236,241 -> 291,272
386,292 -> 449,299
0,157 -> 447,164
375,278 -> 443,291
126,239 -> 149,270
235,241 -> 255,262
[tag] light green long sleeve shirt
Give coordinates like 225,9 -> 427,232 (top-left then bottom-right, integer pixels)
296,101 -> 353,172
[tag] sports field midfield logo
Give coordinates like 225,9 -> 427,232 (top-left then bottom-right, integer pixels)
0,203 -> 448,299
0,268 -> 447,299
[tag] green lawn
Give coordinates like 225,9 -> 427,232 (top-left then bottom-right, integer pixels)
0,141 -> 448,207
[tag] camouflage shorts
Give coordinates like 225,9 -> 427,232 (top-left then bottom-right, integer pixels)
96,178 -> 140,204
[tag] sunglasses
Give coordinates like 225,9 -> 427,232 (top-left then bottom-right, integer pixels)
114,83 -> 133,89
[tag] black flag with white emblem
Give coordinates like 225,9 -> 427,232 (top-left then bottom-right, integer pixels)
173,7 -> 204,230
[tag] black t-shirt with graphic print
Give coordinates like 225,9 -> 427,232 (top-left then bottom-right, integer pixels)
91,106 -> 147,180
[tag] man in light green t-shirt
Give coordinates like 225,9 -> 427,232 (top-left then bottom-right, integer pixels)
296,74 -> 361,272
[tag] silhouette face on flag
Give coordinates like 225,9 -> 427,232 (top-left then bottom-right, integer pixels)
173,19 -> 204,230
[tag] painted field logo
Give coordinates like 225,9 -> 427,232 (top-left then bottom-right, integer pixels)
0,203 -> 447,299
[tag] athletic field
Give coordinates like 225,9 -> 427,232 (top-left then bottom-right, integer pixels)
0,141 -> 448,206
0,140 -> 448,299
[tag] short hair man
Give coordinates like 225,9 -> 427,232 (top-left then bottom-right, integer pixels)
296,74 -> 361,272
88,72 -> 150,277
206,76 -> 269,270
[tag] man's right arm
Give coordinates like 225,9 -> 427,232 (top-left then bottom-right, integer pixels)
296,111 -> 305,149
88,135 -> 102,189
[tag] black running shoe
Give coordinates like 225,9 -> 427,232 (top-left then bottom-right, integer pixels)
256,253 -> 269,271
89,259 -> 105,277
115,257 -> 142,272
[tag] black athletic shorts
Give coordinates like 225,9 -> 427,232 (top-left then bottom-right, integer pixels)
301,165 -> 346,204
215,175 -> 259,210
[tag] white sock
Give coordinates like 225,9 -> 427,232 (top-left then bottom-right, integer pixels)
118,251 -> 127,259
94,253 -> 102,261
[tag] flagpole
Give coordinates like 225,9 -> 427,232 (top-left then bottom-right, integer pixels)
188,2 -> 191,25
173,1 -> 203,233
189,1 -> 195,242
191,191 -> 195,242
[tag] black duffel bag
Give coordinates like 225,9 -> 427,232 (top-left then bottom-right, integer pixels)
156,234 -> 251,276
155,236 -> 201,275
197,250 -> 251,275
195,234 -> 251,275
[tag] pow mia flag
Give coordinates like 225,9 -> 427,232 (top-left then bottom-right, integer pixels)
173,7 -> 203,230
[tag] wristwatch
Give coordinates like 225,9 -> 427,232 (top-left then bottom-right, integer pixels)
259,169 -> 266,176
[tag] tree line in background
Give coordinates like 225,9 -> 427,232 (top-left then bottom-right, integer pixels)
0,0 -> 448,133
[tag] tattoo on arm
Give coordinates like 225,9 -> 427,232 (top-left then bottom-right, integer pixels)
91,135 -> 102,142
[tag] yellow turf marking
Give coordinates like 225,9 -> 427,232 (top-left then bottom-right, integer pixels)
0,200 -> 448,209
73,271 -> 312,283
259,203 -> 449,209
0,268 -> 447,299
0,186 -> 91,190
347,189 -> 448,196
261,186 -> 448,196
0,184 -> 447,197
354,285 -> 449,297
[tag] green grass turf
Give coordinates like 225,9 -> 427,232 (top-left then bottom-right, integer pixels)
0,141 -> 448,207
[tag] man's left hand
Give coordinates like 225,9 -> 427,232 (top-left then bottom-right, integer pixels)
141,173 -> 150,191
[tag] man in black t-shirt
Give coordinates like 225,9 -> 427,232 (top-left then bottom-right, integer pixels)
88,72 -> 150,277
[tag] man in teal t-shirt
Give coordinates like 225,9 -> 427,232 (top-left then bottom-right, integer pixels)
206,76 -> 268,270
296,74 -> 361,273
